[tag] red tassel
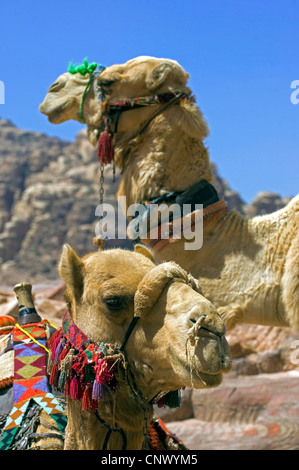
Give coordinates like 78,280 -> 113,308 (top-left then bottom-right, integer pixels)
96,358 -> 118,390
49,363 -> 59,387
97,128 -> 114,165
157,397 -> 166,408
70,376 -> 83,400
50,335 -> 62,362
65,377 -> 71,398
47,328 -> 62,351
82,385 -> 98,412
59,348 -> 69,362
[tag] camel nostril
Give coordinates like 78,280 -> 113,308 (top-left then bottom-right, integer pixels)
48,79 -> 66,93
189,314 -> 206,328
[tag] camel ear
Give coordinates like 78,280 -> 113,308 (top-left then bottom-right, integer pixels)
93,237 -> 105,250
134,244 -> 156,263
58,244 -> 84,302
146,62 -> 173,91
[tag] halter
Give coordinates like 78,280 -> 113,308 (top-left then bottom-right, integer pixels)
96,90 -> 192,166
47,261 -> 201,450
47,311 -> 146,449
75,62 -> 192,165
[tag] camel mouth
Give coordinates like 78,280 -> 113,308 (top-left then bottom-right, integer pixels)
39,101 -> 67,123
168,346 -> 224,388
195,370 -> 223,387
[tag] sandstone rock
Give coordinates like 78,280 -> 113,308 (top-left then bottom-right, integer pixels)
167,371 -> 299,450
244,191 -> 293,218
33,294 -> 66,327
0,298 -> 18,319
226,323 -> 299,373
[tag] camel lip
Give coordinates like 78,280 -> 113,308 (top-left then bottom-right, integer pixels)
168,346 -> 224,387
196,326 -> 221,340
39,102 -> 67,122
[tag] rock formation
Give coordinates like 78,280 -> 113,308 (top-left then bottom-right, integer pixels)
0,119 -> 130,285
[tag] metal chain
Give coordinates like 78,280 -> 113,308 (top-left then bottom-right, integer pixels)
99,164 -> 105,208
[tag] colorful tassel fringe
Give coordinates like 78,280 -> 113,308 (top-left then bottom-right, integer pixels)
47,312 -> 123,412
47,311 -> 181,413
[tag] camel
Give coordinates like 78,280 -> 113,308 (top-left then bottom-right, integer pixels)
39,56 -> 299,332
0,244 -> 231,450
47,242 -> 231,450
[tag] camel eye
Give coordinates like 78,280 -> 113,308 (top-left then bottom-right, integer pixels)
100,80 -> 114,88
104,296 -> 126,310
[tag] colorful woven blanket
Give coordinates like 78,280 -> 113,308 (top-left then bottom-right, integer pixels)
0,321 -> 67,450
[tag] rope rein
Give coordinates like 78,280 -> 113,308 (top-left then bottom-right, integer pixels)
15,322 -> 50,353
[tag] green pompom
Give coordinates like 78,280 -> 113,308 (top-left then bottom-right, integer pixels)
68,63 -> 77,74
68,58 -> 99,75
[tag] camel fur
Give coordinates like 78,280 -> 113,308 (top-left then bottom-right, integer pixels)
39,56 -> 299,332
57,243 -> 231,450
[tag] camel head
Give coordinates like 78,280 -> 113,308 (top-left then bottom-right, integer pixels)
58,243 -> 231,400
39,56 -> 209,145
39,72 -> 90,124
54,243 -> 231,449
39,61 -> 103,142
39,57 -> 189,122
95,55 -> 190,100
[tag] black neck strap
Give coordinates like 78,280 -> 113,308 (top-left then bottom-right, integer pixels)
119,316 -> 140,352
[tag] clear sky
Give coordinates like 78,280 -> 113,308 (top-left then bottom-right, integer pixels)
0,0 -> 298,203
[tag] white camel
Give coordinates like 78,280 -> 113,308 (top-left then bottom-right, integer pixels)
39,56 -> 299,332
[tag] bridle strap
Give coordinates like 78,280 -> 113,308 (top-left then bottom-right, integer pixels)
79,66 -> 106,123
119,316 -> 140,352
139,91 -> 188,136
106,91 -> 190,137
93,315 -> 140,450
94,410 -> 127,450
96,91 -> 192,167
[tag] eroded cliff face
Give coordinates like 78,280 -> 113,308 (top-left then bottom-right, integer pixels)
0,119 -> 130,285
0,118 -> 292,285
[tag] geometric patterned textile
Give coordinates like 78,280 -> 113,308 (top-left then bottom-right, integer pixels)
0,349 -> 14,390
0,400 -> 31,449
146,415 -> 188,450
0,321 -> 67,450
13,342 -> 48,403
33,393 -> 66,433
61,310 -> 90,350
13,322 -> 48,404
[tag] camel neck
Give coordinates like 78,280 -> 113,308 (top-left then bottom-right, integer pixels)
94,388 -> 151,450
114,102 -> 213,206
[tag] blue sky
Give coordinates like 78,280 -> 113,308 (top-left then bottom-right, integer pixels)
0,0 -> 298,203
